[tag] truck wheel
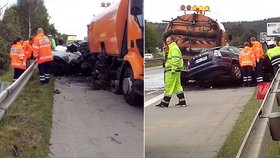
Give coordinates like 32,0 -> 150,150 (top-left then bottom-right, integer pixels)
122,67 -> 141,105
231,64 -> 242,80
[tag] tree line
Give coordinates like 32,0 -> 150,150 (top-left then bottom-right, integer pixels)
0,0 -> 57,70
145,17 -> 280,54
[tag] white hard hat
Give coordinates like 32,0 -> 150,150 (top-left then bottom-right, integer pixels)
267,40 -> 275,46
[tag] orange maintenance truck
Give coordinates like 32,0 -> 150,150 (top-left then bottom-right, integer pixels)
87,0 -> 143,105
163,5 -> 228,82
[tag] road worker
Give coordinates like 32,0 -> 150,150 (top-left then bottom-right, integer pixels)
48,35 -> 56,50
22,37 -> 34,67
155,36 -> 187,107
250,37 -> 264,83
266,41 -> 280,75
32,28 -> 53,84
239,42 -> 255,87
10,37 -> 26,82
53,34 -> 59,45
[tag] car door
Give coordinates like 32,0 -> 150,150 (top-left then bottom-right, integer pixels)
219,47 -> 232,65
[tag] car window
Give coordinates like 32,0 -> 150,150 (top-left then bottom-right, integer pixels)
221,50 -> 231,57
228,47 -> 240,54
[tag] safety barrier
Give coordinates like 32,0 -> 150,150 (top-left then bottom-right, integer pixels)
236,70 -> 280,158
0,61 -> 37,120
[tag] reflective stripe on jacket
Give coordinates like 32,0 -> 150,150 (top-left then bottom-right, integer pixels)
252,41 -> 264,60
33,33 -> 53,64
267,46 -> 280,66
10,42 -> 26,70
239,46 -> 255,67
164,42 -> 183,72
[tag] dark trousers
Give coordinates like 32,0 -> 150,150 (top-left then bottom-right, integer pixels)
255,59 -> 264,83
241,66 -> 253,87
273,64 -> 280,75
38,61 -> 51,84
13,68 -> 24,82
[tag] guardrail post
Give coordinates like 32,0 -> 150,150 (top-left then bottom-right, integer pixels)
269,112 -> 280,141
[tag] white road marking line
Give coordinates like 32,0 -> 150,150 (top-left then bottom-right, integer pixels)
144,94 -> 164,107
146,91 -> 157,95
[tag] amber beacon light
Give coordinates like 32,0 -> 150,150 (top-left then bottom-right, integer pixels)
180,5 -> 210,14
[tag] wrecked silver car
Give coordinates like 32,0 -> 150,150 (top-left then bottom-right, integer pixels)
50,41 -> 92,75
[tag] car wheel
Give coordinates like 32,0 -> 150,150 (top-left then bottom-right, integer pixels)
231,64 -> 242,80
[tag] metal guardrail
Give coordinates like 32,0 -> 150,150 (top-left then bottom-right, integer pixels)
0,61 -> 37,121
236,70 -> 280,158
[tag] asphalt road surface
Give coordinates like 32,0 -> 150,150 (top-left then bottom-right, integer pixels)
49,77 -> 143,158
145,66 -> 164,92
145,66 -> 255,158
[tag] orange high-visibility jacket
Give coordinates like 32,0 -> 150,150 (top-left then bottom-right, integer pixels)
22,40 -> 32,61
239,46 -> 256,67
252,41 -> 264,60
32,33 -> 53,64
10,42 -> 26,70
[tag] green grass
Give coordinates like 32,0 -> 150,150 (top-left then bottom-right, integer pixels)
218,89 -> 263,158
0,68 -> 13,83
0,70 -> 54,157
268,141 -> 280,158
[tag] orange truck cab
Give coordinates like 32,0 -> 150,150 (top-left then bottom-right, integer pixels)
87,0 -> 143,105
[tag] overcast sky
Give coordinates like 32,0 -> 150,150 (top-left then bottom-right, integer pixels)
45,0 -> 120,39
145,0 -> 280,23
1,0 -> 279,39
2,0 -> 120,39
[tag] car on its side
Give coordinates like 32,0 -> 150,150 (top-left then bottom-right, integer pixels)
144,53 -> 154,60
183,46 -> 243,86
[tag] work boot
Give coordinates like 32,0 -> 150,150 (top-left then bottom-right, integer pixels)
175,93 -> 187,107
155,96 -> 171,108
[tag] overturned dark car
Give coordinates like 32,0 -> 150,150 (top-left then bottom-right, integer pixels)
182,46 -> 273,86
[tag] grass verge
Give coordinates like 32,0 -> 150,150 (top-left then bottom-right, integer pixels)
0,68 -> 13,82
145,59 -> 163,68
218,89 -> 262,158
268,141 -> 280,158
0,70 -> 54,158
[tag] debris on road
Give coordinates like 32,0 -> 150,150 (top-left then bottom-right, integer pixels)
12,145 -> 19,157
53,89 -> 61,94
110,136 -> 122,144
